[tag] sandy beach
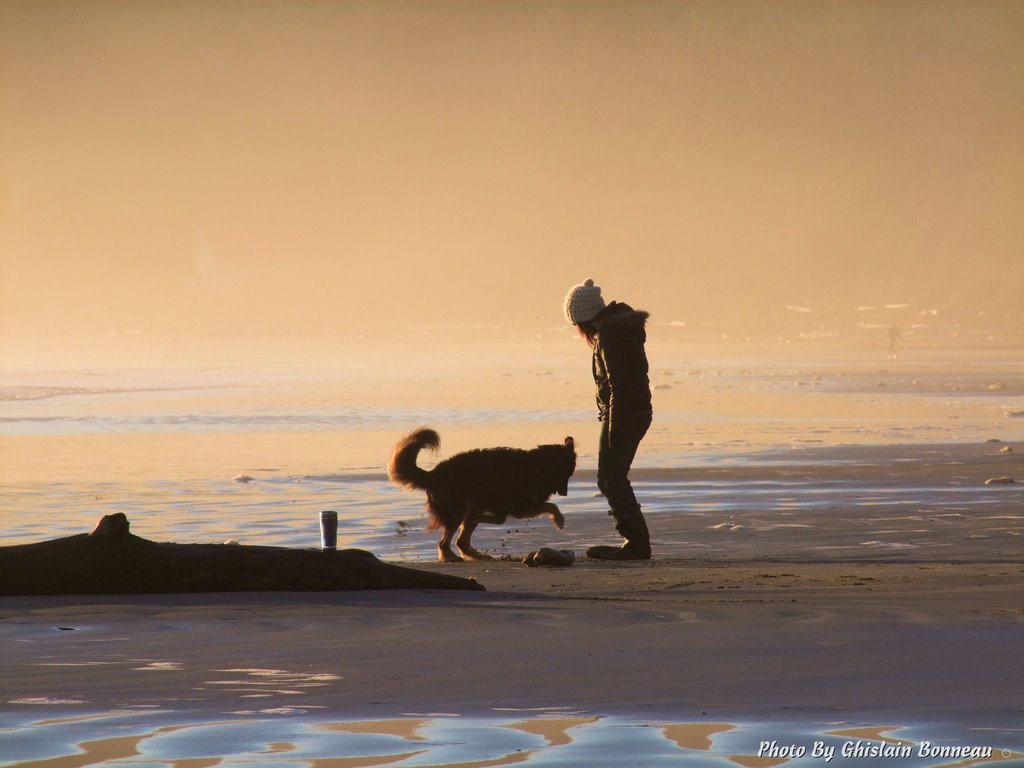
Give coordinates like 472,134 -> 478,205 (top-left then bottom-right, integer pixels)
3,438 -> 1023,765
3,341 -> 1023,765
3,555 -> 1023,765
4,556 -> 1023,723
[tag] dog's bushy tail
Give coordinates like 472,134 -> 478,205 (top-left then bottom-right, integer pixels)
387,427 -> 439,491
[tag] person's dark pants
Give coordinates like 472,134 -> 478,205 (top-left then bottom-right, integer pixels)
597,410 -> 652,522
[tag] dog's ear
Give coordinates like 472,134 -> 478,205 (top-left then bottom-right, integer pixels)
564,436 -> 574,450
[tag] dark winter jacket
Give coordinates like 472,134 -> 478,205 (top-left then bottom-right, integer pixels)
591,301 -> 652,436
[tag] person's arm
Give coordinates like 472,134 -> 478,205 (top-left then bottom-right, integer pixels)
599,331 -> 636,447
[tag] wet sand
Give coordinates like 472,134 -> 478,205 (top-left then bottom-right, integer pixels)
4,558 -> 1021,727
3,441 -> 1022,732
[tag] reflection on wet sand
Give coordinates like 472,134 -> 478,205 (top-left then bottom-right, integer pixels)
4,713 -> 1023,768
318,716 -> 602,768
9,733 -> 146,768
659,723 -> 784,768
662,721 -> 735,750
7,722 -> 230,768
319,718 -> 431,741
727,757 -> 789,768
660,723 -> 790,768
827,725 -> 915,746
304,752 -> 426,768
727,756 -> 789,768
506,716 -> 600,747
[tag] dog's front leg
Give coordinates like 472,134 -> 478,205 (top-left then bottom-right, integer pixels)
509,503 -> 565,531
437,526 -> 463,563
455,517 -> 493,561
542,502 -> 565,531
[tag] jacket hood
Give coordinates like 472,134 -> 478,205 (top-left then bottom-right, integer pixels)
594,301 -> 649,339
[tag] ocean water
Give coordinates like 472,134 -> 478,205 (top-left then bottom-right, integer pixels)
2,342 -> 1023,561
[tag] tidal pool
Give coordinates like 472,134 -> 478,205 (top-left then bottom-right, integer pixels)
2,710 -> 1023,767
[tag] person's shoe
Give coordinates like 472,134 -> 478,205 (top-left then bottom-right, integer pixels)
586,515 -> 651,560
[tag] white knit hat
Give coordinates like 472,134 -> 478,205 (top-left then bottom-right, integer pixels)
563,278 -> 606,324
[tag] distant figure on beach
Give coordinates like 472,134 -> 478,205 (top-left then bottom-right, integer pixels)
888,324 -> 901,359
563,278 -> 653,560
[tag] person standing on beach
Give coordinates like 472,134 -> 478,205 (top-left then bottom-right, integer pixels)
563,278 -> 653,560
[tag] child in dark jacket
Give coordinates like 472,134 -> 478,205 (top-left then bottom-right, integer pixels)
564,278 -> 653,560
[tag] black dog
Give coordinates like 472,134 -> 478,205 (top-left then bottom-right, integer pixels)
388,427 -> 576,562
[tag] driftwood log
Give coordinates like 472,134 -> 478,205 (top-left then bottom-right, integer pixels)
0,513 -> 484,595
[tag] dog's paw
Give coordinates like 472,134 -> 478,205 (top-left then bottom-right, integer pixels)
458,546 -> 493,561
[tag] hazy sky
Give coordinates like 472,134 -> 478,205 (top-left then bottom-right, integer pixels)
2,0 -> 1022,342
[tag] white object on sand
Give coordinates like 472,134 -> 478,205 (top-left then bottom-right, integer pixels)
711,522 -> 745,532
